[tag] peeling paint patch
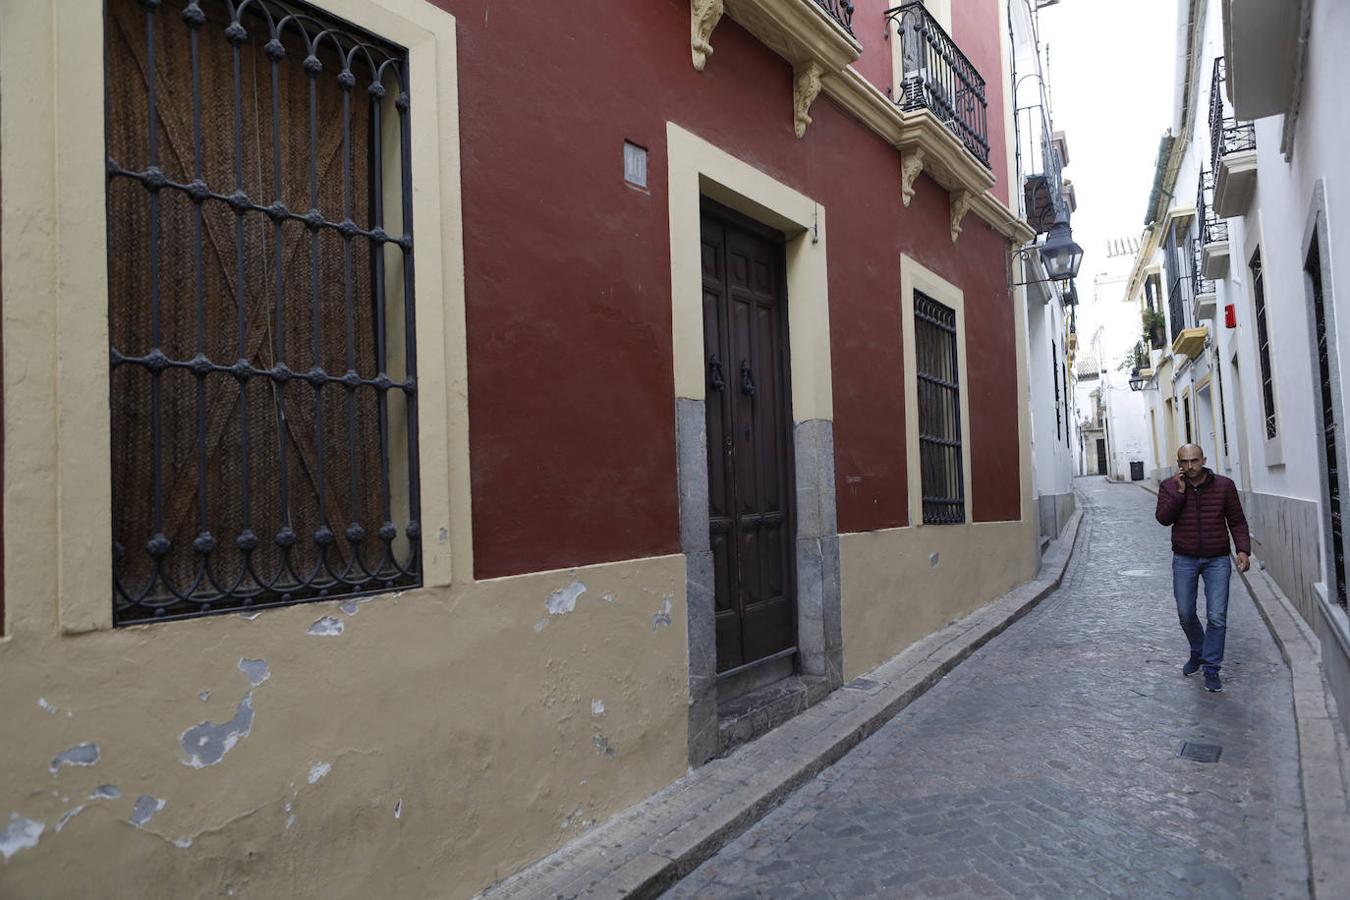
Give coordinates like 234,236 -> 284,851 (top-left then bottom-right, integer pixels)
560,809 -> 580,829
238,610 -> 264,621
173,837 -> 193,848
533,618 -> 548,633
591,699 -> 605,717
307,616 -> 344,637
929,552 -> 940,568
284,801 -> 295,831
545,581 -> 586,616
238,658 -> 270,687
54,805 -> 86,833
180,694 -> 254,767
36,698 -> 73,718
601,591 -> 616,604
198,691 -> 211,702
393,799 -> 403,820
593,735 -> 615,758
339,599 -> 360,615
651,596 -> 673,630
1,816 -> 44,862
307,762 -> 331,784
128,796 -> 165,828
49,743 -> 100,774
92,785 -> 121,800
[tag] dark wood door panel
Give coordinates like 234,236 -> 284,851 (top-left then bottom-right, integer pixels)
700,201 -> 796,675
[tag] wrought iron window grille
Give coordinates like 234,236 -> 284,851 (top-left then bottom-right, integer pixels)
814,0 -> 855,34
1251,251 -> 1278,440
106,0 -> 422,624
914,293 -> 965,525
1209,57 -> 1256,172
885,2 -> 990,167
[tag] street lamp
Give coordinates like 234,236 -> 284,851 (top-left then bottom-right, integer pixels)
1010,211 -> 1084,288
1038,213 -> 1084,282
1128,372 -> 1147,392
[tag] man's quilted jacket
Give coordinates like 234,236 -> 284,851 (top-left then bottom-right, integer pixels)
1155,468 -> 1251,558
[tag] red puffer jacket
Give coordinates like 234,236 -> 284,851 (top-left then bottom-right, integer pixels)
1155,469 -> 1251,558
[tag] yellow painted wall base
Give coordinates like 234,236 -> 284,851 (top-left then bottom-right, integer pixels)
0,558 -> 687,899
840,520 -> 1039,680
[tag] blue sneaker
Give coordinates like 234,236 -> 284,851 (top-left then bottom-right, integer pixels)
1182,656 -> 1203,677
1204,670 -> 1223,693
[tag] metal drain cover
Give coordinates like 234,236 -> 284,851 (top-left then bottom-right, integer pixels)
1179,742 -> 1222,763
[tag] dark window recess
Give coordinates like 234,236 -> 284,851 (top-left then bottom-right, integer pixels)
106,0 -> 422,624
1252,251 -> 1278,439
1052,343 -> 1061,440
1183,396 -> 1193,445
1215,359 -> 1231,459
1308,238 -> 1346,608
915,293 -> 965,524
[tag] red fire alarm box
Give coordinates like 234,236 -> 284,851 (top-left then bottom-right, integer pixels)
1225,303 -> 1237,328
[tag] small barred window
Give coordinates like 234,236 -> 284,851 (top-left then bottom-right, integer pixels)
914,293 -> 965,525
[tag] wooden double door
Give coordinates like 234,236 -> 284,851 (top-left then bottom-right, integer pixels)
700,202 -> 797,675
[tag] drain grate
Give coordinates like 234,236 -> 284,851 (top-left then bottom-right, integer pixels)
1179,742 -> 1222,763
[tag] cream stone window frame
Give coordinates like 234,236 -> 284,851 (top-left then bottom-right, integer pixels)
4,0 -> 467,634
900,255 -> 973,526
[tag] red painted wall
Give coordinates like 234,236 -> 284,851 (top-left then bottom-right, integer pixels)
447,0 -> 1020,578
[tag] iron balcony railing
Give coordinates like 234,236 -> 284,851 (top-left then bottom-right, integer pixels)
1197,168 -> 1228,247
886,2 -> 990,167
1168,277 -> 1189,345
1210,57 -> 1255,172
814,0 -> 855,34
1016,104 -> 1066,233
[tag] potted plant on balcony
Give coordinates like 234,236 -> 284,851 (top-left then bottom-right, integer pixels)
1142,309 -> 1167,350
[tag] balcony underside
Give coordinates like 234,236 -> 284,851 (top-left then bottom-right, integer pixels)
1202,240 -> 1230,279
1213,150 -> 1257,217
1172,325 -> 1209,360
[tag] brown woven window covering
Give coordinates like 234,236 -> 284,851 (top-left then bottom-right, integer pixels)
106,0 -> 412,621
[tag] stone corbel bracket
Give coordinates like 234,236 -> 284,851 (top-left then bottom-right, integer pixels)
901,147 -> 925,207
793,63 -> 824,138
949,189 -> 975,243
692,0 -> 861,137
691,0 -> 725,71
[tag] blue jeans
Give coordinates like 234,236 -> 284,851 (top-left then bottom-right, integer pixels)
1172,554 -> 1231,673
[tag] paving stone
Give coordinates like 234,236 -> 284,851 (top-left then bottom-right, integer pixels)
666,478 -> 1310,898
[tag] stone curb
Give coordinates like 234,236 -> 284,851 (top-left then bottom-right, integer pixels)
478,511 -> 1085,900
1236,564 -> 1350,899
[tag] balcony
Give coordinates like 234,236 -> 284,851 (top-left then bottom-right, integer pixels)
1193,243 -> 1217,322
1197,168 -> 1230,280
886,2 -> 990,168
1172,326 -> 1209,361
813,0 -> 854,33
1220,0 -> 1301,120
1209,58 -> 1257,217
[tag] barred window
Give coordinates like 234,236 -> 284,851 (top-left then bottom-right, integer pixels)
914,293 -> 965,525
106,0 -> 421,624
1251,250 -> 1278,440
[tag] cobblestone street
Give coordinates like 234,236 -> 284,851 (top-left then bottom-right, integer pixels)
667,477 -> 1309,899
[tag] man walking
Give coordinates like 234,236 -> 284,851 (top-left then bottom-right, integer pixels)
1155,444 -> 1251,693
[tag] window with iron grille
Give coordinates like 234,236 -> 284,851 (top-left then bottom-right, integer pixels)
105,0 -> 422,624
914,293 -> 964,524
1052,343 -> 1061,440
1183,395 -> 1192,445
1307,236 -> 1346,608
1251,250 -> 1278,439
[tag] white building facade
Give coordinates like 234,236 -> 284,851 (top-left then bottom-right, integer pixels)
1010,0 -> 1080,546
1129,0 -> 1350,735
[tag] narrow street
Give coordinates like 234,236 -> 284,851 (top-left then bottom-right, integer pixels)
667,477 -> 1309,899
